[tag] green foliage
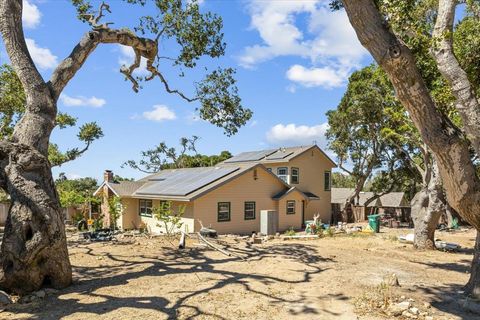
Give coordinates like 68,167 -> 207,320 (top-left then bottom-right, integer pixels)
71,0 -> 251,136
48,122 -> 103,167
196,68 -> 252,136
124,135 -> 232,173
153,200 -> 185,237
56,112 -> 77,129
323,227 -> 334,237
283,227 -> 296,236
108,196 -> 125,230
327,64 -> 422,198
113,175 -> 134,182
0,64 -> 103,165
55,175 -> 100,208
454,16 -> 480,95
0,64 -> 25,139
332,172 -> 356,188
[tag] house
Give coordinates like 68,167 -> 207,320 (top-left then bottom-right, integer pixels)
94,145 -> 336,234
331,188 -> 411,222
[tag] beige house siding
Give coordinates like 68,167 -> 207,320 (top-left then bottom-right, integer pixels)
264,148 -> 334,222
193,167 -> 286,234
277,194 -> 304,231
118,198 -> 194,233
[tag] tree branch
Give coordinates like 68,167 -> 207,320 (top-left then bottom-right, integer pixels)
342,0 -> 480,230
432,0 -> 480,155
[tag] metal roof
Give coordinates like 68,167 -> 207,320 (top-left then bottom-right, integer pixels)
134,166 -> 239,196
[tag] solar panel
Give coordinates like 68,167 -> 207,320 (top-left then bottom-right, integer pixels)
265,150 -> 293,160
224,149 -> 276,163
134,167 -> 239,196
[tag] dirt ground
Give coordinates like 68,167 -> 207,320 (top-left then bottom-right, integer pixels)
2,226 -> 479,320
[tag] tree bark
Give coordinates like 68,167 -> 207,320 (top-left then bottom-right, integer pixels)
0,0 -> 71,294
342,0 -> 480,232
412,161 -> 445,249
341,0 -> 480,297
431,0 -> 480,156
466,232 -> 480,297
0,143 -> 71,294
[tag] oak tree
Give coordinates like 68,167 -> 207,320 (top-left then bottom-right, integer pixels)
0,0 -> 250,294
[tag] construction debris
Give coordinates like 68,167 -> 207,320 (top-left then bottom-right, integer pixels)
197,232 -> 232,257
281,234 -> 320,240
435,240 -> 461,251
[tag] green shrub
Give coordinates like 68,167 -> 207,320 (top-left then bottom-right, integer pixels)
284,227 -> 296,236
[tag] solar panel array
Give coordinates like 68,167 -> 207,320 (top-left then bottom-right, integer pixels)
265,150 -> 294,160
135,167 -> 239,196
224,149 -> 276,163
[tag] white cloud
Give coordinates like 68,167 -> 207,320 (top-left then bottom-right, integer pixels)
142,105 -> 177,122
266,123 -> 329,147
60,94 -> 106,108
239,0 -> 368,88
23,0 -> 41,29
25,38 -> 58,70
286,64 -> 347,88
187,0 -> 205,5
66,173 -> 83,180
118,45 -> 149,76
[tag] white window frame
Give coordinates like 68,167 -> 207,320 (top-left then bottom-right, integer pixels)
286,200 -> 296,215
277,167 -> 288,183
291,167 -> 299,184
139,199 -> 153,217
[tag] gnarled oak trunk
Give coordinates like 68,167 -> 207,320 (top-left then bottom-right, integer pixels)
0,143 -> 71,294
466,232 -> 480,297
0,0 -> 72,293
412,161 -> 445,250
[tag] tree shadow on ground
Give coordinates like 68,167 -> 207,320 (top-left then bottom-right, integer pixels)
412,259 -> 472,273
415,283 -> 480,320
5,239 -> 335,319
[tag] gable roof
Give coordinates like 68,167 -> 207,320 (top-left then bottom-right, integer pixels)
331,188 -> 409,208
94,163 -> 290,201
272,187 -> 320,201
223,145 -> 336,167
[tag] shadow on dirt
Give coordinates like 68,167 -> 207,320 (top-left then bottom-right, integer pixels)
5,239 -> 335,319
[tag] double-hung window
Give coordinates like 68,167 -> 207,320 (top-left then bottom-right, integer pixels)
217,202 -> 231,222
244,201 -> 256,220
139,199 -> 153,217
324,171 -> 332,191
277,167 -> 288,183
286,200 -> 296,214
291,167 -> 299,184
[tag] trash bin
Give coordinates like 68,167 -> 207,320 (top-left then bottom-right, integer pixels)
367,214 -> 380,233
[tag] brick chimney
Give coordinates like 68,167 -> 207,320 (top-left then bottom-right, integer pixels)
104,170 -> 114,183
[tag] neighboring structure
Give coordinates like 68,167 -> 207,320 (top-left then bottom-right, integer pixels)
331,188 -> 411,222
94,145 -> 336,234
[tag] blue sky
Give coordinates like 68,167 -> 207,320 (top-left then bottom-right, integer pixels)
2,0 -> 373,181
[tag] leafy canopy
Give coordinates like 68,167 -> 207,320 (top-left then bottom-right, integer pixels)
124,136 -> 232,173
71,0 -> 252,136
0,64 -> 104,166
55,174 -> 100,208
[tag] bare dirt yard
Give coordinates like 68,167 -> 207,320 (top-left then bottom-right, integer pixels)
2,227 -> 479,320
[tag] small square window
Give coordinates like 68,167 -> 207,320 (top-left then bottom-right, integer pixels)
286,200 -> 296,214
291,167 -> 299,184
217,202 -> 231,222
244,201 -> 256,220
